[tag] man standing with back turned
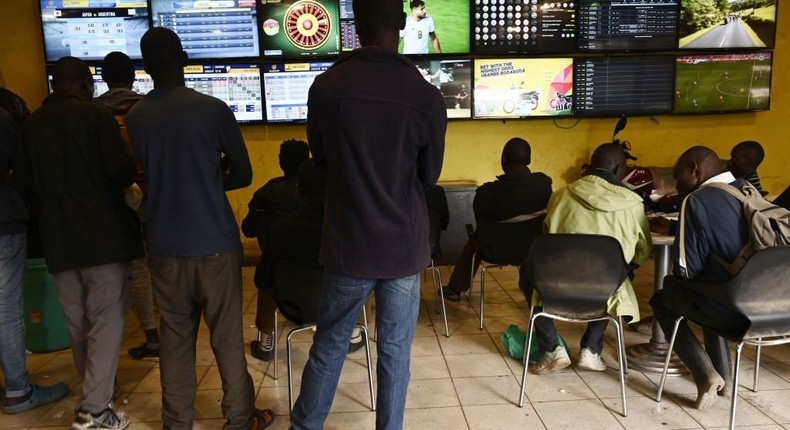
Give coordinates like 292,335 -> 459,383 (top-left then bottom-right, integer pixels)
289,0 -> 446,428
127,28 -> 273,429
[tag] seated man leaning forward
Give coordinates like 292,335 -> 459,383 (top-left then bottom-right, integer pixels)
523,143 -> 651,374
650,146 -> 749,410
441,137 -> 552,301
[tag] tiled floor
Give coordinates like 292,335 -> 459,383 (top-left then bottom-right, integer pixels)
3,261 -> 790,429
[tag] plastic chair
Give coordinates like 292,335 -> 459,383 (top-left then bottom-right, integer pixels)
426,189 -> 450,337
655,246 -> 790,430
470,212 -> 545,330
517,234 -> 630,417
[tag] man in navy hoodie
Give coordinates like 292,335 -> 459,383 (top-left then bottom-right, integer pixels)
289,0 -> 446,428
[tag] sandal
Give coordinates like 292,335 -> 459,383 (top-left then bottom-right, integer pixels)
251,408 -> 275,429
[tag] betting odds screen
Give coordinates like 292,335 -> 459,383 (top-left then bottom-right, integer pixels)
674,52 -> 772,114
578,0 -> 679,51
574,56 -> 674,117
151,0 -> 260,59
183,64 -> 264,123
262,62 -> 333,123
339,0 -> 360,51
473,0 -> 576,54
259,0 -> 340,57
473,58 -> 573,118
39,0 -> 150,62
47,65 -> 153,97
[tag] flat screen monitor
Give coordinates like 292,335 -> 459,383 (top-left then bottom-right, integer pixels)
578,0 -> 679,51
47,65 -> 154,98
262,61 -> 333,123
574,56 -> 675,117
39,0 -> 149,62
411,58 -> 473,119
678,0 -> 776,49
259,0 -> 340,57
472,0 -> 576,54
150,0 -> 260,59
183,63 -> 264,123
400,0 -> 471,55
339,0 -> 360,51
473,58 -> 573,118
674,52 -> 772,114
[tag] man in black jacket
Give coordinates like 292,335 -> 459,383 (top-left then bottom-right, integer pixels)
442,137 -> 552,300
15,57 -> 143,430
289,0 -> 446,428
0,88 -> 68,415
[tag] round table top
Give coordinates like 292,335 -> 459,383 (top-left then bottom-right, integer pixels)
651,232 -> 674,246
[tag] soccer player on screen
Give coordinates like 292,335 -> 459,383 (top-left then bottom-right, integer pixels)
400,0 -> 441,54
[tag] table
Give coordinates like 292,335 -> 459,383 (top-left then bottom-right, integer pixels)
625,233 -> 689,375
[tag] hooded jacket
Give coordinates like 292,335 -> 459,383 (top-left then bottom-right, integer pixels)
542,174 -> 652,320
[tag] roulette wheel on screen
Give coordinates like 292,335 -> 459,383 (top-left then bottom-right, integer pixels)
283,0 -> 333,50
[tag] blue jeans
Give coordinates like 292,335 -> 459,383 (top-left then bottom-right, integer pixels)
0,233 -> 30,397
290,272 -> 421,430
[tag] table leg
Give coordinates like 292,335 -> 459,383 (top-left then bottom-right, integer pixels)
626,244 -> 689,375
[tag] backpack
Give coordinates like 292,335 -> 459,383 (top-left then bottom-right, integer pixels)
705,181 -> 790,276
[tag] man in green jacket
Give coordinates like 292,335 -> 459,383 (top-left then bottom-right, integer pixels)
524,143 -> 651,375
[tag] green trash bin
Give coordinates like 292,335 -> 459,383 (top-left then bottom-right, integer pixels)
23,258 -> 71,352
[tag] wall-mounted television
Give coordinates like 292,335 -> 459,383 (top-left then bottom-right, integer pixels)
262,61 -> 333,123
259,0 -> 340,57
678,0 -> 777,49
400,0 -> 471,55
574,56 -> 675,117
674,52 -> 772,114
473,0 -> 576,54
47,65 -> 153,98
473,58 -> 573,119
39,0 -> 149,62
578,0 -> 679,51
183,63 -> 264,123
339,0 -> 360,51
411,58 -> 473,119
150,0 -> 260,59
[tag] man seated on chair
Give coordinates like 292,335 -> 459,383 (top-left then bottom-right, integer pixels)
252,159 -> 363,361
441,137 -> 552,301
524,143 -> 651,374
649,146 -> 749,410
727,140 -> 765,194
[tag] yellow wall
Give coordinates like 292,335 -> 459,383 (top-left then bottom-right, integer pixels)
2,1 -> 788,257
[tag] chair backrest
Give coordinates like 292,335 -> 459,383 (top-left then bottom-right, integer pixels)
525,234 -> 628,319
474,213 -> 546,265
272,260 -> 324,326
722,246 -> 790,339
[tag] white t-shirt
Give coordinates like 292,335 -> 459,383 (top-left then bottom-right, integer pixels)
400,16 -> 435,54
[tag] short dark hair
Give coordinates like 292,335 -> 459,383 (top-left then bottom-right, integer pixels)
51,56 -> 91,91
410,0 -> 425,8
502,137 -> 531,166
101,51 -> 135,84
353,0 -> 403,38
140,27 -> 185,76
590,143 -> 626,173
279,139 -> 310,176
733,140 -> 765,167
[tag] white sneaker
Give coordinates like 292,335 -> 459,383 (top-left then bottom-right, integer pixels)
71,408 -> 129,430
529,345 -> 571,375
577,347 -> 608,372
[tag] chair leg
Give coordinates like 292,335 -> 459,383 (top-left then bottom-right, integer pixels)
479,266 -> 486,330
518,310 -> 538,407
468,252 -> 476,309
358,324 -> 376,411
618,316 -> 628,375
429,263 -> 450,338
656,316 -> 684,402
753,339 -> 762,392
287,326 -> 317,412
273,310 -> 279,380
730,341 -> 746,430
612,317 -> 628,417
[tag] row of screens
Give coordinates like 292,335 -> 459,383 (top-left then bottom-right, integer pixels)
39,0 -> 778,62
48,51 -> 772,124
